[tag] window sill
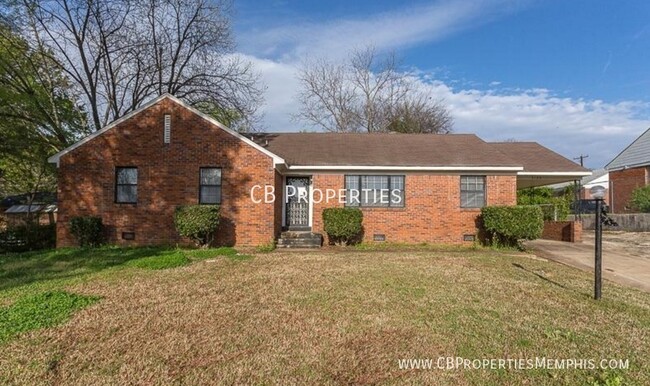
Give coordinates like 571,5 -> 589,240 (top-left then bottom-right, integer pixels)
460,207 -> 482,212
350,206 -> 407,211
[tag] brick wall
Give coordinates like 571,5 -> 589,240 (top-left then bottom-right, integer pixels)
57,98 -> 277,247
541,221 -> 582,242
610,167 -> 649,213
311,174 -> 517,244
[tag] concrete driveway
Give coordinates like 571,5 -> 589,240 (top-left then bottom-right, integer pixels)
527,231 -> 650,293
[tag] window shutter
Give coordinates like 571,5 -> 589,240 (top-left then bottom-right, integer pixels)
163,114 -> 171,143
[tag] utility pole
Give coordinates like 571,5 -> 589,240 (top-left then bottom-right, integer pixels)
573,154 -> 589,167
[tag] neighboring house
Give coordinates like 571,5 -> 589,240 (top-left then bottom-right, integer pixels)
580,169 -> 610,204
606,128 -> 650,213
0,192 -> 56,209
1,192 -> 57,229
48,94 -> 589,247
4,204 -> 57,226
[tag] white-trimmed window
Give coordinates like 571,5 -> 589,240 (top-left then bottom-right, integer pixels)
460,176 -> 486,208
345,175 -> 405,207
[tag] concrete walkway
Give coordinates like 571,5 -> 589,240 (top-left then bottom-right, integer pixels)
527,238 -> 650,293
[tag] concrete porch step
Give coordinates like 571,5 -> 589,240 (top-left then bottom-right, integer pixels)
277,232 -> 323,248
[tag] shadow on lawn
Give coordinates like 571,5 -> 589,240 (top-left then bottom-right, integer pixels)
512,263 -> 570,290
0,247 -> 168,292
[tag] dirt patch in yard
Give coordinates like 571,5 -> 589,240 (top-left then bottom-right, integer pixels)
583,231 -> 650,260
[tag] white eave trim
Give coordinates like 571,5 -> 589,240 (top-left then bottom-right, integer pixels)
517,171 -> 592,176
285,165 -> 524,172
48,94 -> 285,167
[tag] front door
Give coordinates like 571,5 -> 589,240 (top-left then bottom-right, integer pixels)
285,177 -> 311,229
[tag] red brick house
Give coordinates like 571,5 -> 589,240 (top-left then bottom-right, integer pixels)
605,128 -> 650,213
49,94 -> 589,247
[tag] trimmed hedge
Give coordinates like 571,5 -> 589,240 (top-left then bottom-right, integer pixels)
0,223 -> 56,252
174,205 -> 220,248
69,216 -> 104,247
481,205 -> 543,247
322,208 -> 363,246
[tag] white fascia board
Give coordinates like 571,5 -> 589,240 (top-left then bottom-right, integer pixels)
517,171 -> 592,177
48,94 -> 285,167
285,165 -> 524,172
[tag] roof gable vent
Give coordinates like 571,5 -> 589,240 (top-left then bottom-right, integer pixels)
163,114 -> 171,144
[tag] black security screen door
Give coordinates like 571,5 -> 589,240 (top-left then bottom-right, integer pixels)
285,177 -> 310,228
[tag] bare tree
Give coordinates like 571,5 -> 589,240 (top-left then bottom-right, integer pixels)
12,0 -> 262,131
295,47 -> 453,133
386,96 -> 453,134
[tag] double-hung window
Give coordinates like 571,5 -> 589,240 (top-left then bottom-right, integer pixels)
200,168 -> 221,204
460,176 -> 486,208
115,167 -> 138,203
345,175 -> 405,207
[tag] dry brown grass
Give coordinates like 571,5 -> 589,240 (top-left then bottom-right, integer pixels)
1,249 -> 649,385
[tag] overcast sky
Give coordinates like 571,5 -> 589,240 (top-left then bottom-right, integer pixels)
232,0 -> 650,169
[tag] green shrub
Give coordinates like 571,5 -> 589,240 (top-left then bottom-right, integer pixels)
630,185 -> 650,213
322,208 -> 363,246
481,205 -> 543,247
539,197 -> 570,221
173,205 -> 220,248
69,216 -> 104,247
517,187 -> 554,205
0,223 -> 56,252
518,187 -> 570,221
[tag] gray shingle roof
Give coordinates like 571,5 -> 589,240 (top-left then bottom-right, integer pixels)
606,128 -> 650,171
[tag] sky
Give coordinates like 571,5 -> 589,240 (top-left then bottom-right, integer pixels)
232,0 -> 650,169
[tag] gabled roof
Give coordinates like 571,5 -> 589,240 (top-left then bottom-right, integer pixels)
46,93 -> 590,177
605,128 -> 650,171
490,142 -> 589,175
48,94 -> 284,166
252,133 -> 522,171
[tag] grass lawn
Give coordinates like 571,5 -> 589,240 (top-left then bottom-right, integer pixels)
0,246 -> 648,385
